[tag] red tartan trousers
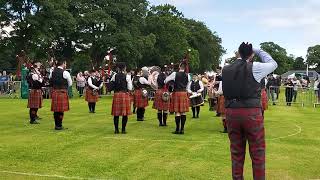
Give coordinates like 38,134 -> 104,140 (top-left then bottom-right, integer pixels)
226,108 -> 265,180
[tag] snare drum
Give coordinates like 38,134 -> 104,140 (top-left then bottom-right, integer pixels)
189,93 -> 204,107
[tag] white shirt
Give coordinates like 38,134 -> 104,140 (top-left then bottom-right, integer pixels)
139,76 -> 150,85
88,77 -> 103,90
49,66 -> 73,87
251,49 -> 278,83
187,80 -> 204,94
292,80 -> 301,91
111,73 -> 133,91
164,71 -> 191,84
314,80 -> 319,90
31,69 -> 43,83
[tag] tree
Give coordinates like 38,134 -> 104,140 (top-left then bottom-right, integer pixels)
0,1 -> 225,73
184,19 -> 224,72
260,42 -> 291,74
292,56 -> 306,70
143,5 -> 190,67
307,45 -> 320,70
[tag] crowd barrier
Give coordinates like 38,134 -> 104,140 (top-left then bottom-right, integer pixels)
2,82 -> 319,108
0,81 -> 21,98
267,86 -> 320,107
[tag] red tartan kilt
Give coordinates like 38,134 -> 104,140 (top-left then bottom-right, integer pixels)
134,89 -> 148,108
261,89 -> 268,110
217,95 -> 226,115
85,88 -> 99,103
170,91 -> 189,113
51,89 -> 69,112
27,89 -> 43,108
153,88 -> 170,111
112,92 -> 132,116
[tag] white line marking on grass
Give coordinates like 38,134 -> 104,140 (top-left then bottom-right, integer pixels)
0,170 -> 106,180
267,124 -> 302,141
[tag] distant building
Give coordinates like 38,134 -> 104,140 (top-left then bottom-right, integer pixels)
281,70 -> 319,80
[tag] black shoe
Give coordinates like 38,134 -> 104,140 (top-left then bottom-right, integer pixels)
222,128 -> 228,133
55,126 -> 68,130
30,120 -> 40,124
216,113 -> 221,117
114,130 -> 119,134
35,116 -> 42,120
159,124 -> 164,127
121,131 -> 127,134
179,131 -> 184,134
55,126 -> 63,130
273,103 -> 276,105
196,116 -> 199,119
192,116 -> 196,119
172,131 -> 180,134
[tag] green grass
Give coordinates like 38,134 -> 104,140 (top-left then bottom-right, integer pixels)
0,97 -> 319,180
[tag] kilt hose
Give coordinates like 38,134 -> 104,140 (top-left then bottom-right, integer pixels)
170,91 -> 189,113
134,89 -> 148,108
226,108 -> 265,180
85,88 -> 99,103
261,89 -> 268,111
112,92 -> 132,116
153,88 -> 170,111
27,89 -> 43,109
51,89 -> 69,112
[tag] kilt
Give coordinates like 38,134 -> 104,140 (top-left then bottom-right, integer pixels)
153,88 -> 170,111
112,92 -> 132,116
170,91 -> 189,113
261,89 -> 268,110
27,89 -> 43,108
51,89 -> 69,112
134,89 -> 148,108
217,95 -> 225,115
85,88 -> 99,103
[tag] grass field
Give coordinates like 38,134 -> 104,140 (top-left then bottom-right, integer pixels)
0,97 -> 319,180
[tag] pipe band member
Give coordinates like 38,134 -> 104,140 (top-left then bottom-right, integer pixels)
187,74 -> 204,119
165,62 -> 191,135
222,42 -> 277,180
27,61 -> 44,124
153,66 -> 170,126
49,59 -> 73,130
111,62 -> 133,134
85,70 -> 103,113
133,67 -> 150,121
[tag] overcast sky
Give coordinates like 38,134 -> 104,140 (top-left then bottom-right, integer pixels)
149,0 -> 320,60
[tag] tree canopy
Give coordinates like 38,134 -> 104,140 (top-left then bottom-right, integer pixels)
0,1 -> 225,74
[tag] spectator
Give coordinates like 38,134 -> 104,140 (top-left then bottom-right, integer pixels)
314,77 -> 320,103
266,74 -> 277,105
276,76 -> 281,99
292,77 -> 301,102
76,72 -> 86,97
0,71 -> 9,94
284,78 -> 294,106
